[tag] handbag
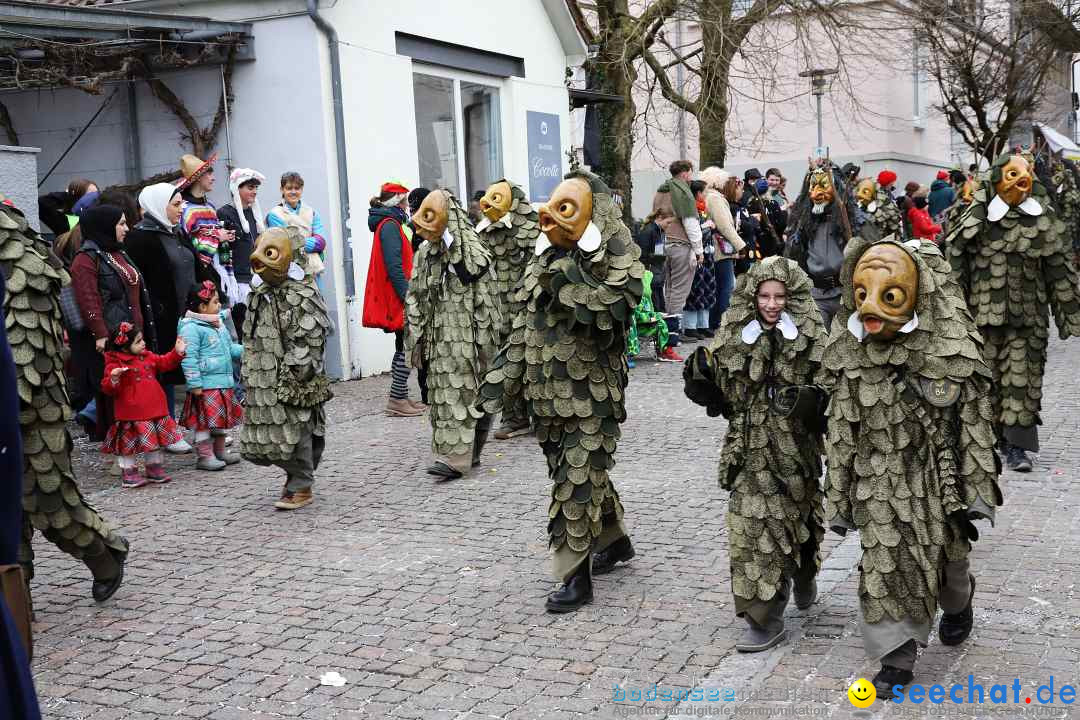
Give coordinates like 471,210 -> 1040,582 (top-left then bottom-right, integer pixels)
0,564 -> 32,661
58,284 -> 85,332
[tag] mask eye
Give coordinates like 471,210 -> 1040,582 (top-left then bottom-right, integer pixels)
265,248 -> 279,260
558,201 -> 576,218
855,287 -> 868,304
883,288 -> 906,306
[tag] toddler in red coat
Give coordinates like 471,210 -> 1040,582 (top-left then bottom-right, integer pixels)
100,322 -> 187,488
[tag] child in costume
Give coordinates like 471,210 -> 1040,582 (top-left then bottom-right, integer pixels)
684,257 -> 827,652
627,269 -> 682,364
178,281 -> 244,471
100,322 -> 187,488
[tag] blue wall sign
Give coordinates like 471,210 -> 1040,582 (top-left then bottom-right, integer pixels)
526,111 -> 562,203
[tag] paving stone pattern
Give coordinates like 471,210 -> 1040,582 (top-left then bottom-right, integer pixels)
29,336 -> 1080,719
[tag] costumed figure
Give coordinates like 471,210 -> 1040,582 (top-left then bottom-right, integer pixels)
942,178 -> 977,251
474,179 -> 540,440
785,161 -> 879,330
476,170 -> 645,613
0,200 -> 129,603
855,178 -> 904,240
945,152 -> 1080,472
683,257 -> 826,652
627,268 -> 680,363
239,227 -> 333,511
823,237 -> 1002,693
405,190 -> 501,480
1048,155 -> 1080,267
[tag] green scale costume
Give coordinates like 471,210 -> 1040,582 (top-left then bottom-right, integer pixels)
475,180 -> 539,435
865,190 -> 905,240
823,237 -> 1002,678
240,227 -> 333,503
405,190 -> 501,478
477,170 -> 644,607
627,269 -> 670,358
945,153 -> 1080,459
0,203 -> 128,600
684,257 -> 826,647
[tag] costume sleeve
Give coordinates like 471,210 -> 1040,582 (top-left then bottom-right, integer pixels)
403,247 -> 432,365
1043,246 -> 1080,339
823,379 -> 857,531
682,217 -> 704,255
70,252 -> 108,340
379,220 -> 409,301
177,324 -> 203,388
706,194 -> 746,252
955,377 -> 1002,522
305,208 -> 326,254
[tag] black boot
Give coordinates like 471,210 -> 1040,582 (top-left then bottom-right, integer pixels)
1005,445 -> 1032,472
472,416 -> 492,468
592,536 -> 635,575
794,577 -> 818,610
939,575 -> 975,646
545,558 -> 593,613
88,538 -> 129,603
874,665 -> 915,696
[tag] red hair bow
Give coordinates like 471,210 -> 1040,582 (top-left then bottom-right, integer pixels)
197,281 -> 216,302
113,321 -> 134,347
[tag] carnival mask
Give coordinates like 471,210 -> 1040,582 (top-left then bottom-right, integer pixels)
852,244 -> 918,341
538,178 -> 593,250
479,181 -> 513,223
413,189 -> 450,242
995,156 -> 1033,207
855,179 -> 877,210
250,227 -> 296,287
960,179 -> 975,204
809,169 -> 835,208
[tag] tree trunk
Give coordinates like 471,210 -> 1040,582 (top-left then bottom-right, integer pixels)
594,0 -> 637,224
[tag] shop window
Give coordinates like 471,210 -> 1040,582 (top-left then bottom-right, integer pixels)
413,73 -> 460,197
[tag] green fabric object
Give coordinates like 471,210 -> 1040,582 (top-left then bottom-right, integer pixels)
405,192 -> 501,458
475,180 -> 539,346
823,237 -> 1002,629
627,269 -> 669,356
658,178 -> 696,219
692,257 -> 827,611
867,190 -> 904,240
240,260 -> 332,464
945,153 -> 1080,431
477,169 -> 645,554
0,204 -> 127,572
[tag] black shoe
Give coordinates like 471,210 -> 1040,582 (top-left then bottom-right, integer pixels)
794,577 -> 818,610
91,540 -> 128,603
874,665 -> 914,696
592,536 -> 635,575
735,622 -> 786,652
939,575 -> 975,646
426,461 -> 463,480
545,561 -> 593,613
1005,445 -> 1032,472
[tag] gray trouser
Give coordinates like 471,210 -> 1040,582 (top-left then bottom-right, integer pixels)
813,295 -> 842,332
552,515 -> 627,582
741,577 -> 790,633
279,432 -> 326,493
866,558 -> 973,670
664,243 -> 694,315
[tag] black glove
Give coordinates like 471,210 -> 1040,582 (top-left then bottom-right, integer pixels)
683,347 -> 726,414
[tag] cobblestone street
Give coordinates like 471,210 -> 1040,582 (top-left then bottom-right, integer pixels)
27,335 -> 1080,720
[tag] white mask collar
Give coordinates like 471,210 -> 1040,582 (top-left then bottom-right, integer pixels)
847,311 -> 920,343
741,311 -> 798,344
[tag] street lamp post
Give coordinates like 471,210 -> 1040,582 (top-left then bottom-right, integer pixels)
798,68 -> 839,152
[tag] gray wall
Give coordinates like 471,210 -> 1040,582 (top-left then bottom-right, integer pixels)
0,145 -> 41,230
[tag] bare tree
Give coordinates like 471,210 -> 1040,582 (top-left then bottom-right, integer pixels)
911,0 -> 1080,162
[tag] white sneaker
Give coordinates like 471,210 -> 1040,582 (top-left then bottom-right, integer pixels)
165,439 -> 193,454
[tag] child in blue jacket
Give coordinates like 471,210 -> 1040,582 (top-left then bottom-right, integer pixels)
178,281 -> 244,470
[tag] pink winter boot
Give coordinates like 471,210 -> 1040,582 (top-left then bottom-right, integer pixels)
196,440 -> 226,471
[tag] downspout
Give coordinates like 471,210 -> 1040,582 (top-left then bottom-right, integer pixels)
307,0 -> 356,377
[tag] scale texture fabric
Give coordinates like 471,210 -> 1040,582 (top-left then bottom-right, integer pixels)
1058,159 -> 1080,255
476,170 -> 645,554
945,165 -> 1080,430
405,193 -> 501,458
240,278 -> 331,463
866,191 -> 904,240
0,205 -> 126,571
695,257 -> 826,613
823,238 -> 1002,629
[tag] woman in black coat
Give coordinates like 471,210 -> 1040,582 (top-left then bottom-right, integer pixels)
125,183 -> 196,419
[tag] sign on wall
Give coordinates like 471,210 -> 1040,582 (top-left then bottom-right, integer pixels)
526,111 -> 562,203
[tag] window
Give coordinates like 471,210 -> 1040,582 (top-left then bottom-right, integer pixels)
413,68 -> 503,200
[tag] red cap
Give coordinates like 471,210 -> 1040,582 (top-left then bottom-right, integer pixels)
877,170 -> 897,187
936,170 -> 949,181
381,181 -> 409,195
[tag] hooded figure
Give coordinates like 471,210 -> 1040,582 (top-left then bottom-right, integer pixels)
854,178 -> 904,240
216,168 -> 265,321
477,170 -> 645,613
683,257 -> 827,652
823,236 -> 1002,694
474,179 -> 540,439
1,200 -> 129,605
945,152 -> 1080,472
240,226 -> 333,511
405,189 -> 501,480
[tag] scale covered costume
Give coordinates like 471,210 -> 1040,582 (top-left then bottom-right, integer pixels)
405,190 -> 501,478
240,227 -> 333,509
0,202 -> 127,601
683,257 -> 826,651
477,170 -> 644,612
475,180 -> 539,437
823,237 -> 1002,690
855,179 -> 904,240
945,153 -> 1080,467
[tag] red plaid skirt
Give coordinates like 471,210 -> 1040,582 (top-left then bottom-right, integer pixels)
181,388 -> 243,431
102,416 -> 183,456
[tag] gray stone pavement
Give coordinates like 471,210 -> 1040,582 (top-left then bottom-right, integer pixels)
26,335 -> 1080,720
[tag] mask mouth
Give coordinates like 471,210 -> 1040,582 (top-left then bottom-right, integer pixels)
861,315 -> 884,334
538,207 -> 573,237
480,203 -> 504,222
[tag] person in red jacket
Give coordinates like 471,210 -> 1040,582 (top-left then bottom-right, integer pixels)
100,322 -> 188,488
907,184 -> 942,242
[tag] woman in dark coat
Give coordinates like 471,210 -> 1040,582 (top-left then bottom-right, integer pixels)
125,183 -> 195,418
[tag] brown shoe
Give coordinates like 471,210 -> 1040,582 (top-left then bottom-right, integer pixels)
408,399 -> 429,412
386,398 -> 423,417
274,489 -> 313,511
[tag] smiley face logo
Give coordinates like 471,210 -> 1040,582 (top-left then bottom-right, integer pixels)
848,678 -> 876,708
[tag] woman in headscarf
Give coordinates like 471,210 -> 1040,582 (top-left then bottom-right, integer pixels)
125,183 -> 195,423
69,204 -> 156,443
